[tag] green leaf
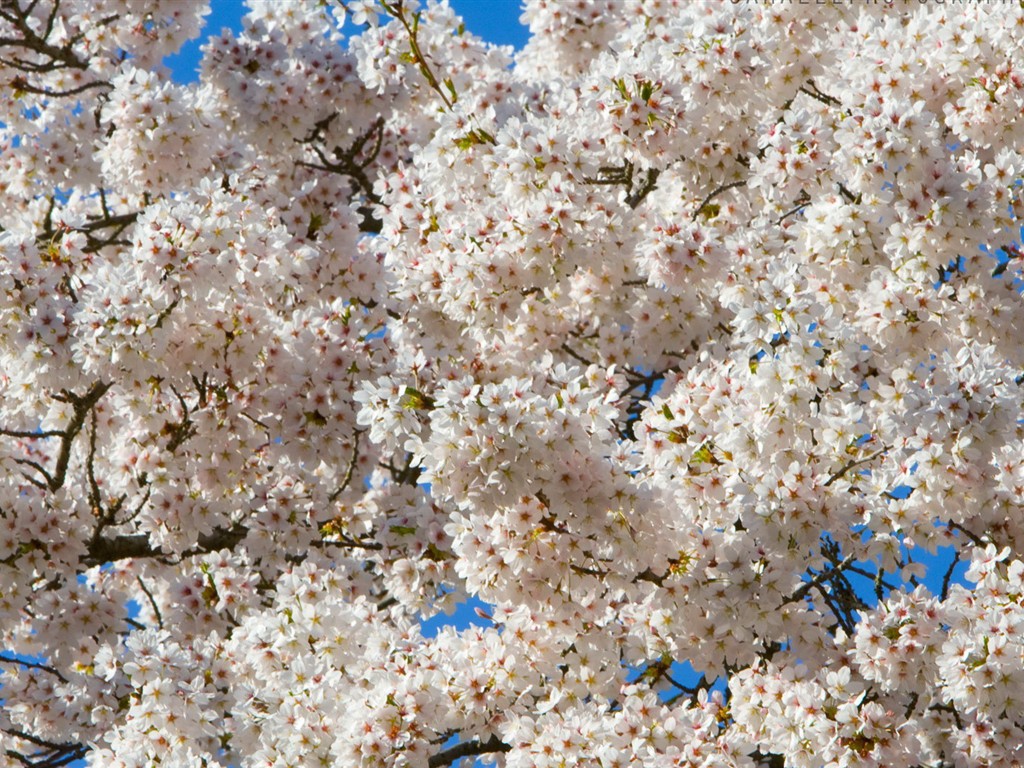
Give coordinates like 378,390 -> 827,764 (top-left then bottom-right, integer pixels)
666,428 -> 686,444
401,386 -> 435,411
443,77 -> 458,104
700,202 -> 720,220
307,212 -> 323,238
304,410 -> 327,426
691,444 -> 714,464
390,525 -> 416,536
425,543 -> 452,561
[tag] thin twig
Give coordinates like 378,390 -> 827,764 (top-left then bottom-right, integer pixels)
823,445 -> 890,487
941,550 -> 961,600
135,576 -> 164,629
692,180 -> 746,221
786,553 -> 856,604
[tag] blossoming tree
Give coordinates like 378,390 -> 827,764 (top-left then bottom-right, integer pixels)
1,0 -> 1023,765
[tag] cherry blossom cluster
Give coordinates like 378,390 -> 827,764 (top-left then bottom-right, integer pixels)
1,0 -> 1023,767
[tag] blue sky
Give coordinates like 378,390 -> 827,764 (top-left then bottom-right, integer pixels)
166,0 -> 529,82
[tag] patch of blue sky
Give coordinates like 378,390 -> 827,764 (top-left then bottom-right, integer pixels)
419,594 -> 493,639
164,1 -> 529,85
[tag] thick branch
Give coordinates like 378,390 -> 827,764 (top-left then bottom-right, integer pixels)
626,168 -> 660,209
428,735 -> 510,768
0,4 -> 111,74
49,382 -> 111,492
85,523 -> 249,566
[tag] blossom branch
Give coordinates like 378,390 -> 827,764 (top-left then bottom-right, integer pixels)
774,192 -> 811,225
379,0 -> 455,111
948,521 -> 985,546
0,654 -> 67,683
10,74 -> 110,97
0,2 -> 94,72
2,727 -> 87,768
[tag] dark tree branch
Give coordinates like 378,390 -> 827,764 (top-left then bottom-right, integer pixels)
626,168 -> 659,209
823,445 -> 889,487
10,75 -> 110,97
559,343 -> 594,367
775,198 -> 810,226
329,429 -> 364,502
428,735 -> 510,768
941,550 -> 961,600
0,654 -> 67,683
135,575 -> 164,629
583,161 -> 660,209
13,457 -> 53,489
2,727 -> 87,768
84,523 -> 249,567
948,521 -> 984,546
837,182 -> 861,205
0,428 -> 64,439
0,4 -> 117,76
297,116 -> 386,233
801,79 -> 840,106
693,179 -> 746,221
49,381 -> 111,492
785,553 -> 856,605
